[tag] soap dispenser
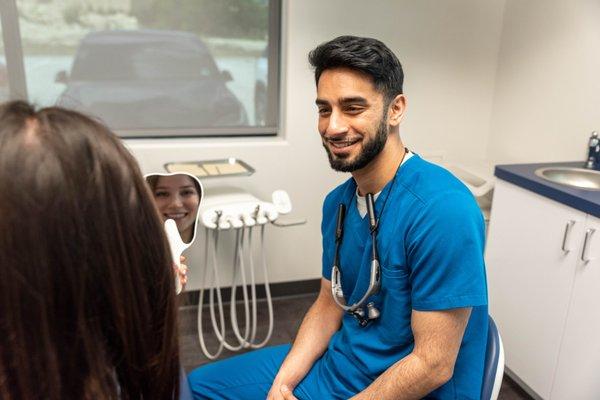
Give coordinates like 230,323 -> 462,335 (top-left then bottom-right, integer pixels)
586,131 -> 600,169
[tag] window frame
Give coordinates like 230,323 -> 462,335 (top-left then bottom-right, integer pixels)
0,0 -> 281,139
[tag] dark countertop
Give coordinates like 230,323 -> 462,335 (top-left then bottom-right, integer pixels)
495,161 -> 600,218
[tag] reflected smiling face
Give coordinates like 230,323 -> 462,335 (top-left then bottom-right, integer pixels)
152,175 -> 200,242
316,68 -> 389,172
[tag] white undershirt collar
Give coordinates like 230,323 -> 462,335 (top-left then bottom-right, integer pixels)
356,151 -> 413,218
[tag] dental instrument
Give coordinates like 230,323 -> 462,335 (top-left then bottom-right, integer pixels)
197,187 -> 294,359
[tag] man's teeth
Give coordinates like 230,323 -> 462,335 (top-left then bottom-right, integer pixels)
330,139 -> 360,148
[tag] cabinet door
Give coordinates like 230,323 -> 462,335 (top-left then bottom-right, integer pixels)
485,180 -> 586,399
551,214 -> 600,399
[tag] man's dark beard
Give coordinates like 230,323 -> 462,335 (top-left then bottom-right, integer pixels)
323,120 -> 388,172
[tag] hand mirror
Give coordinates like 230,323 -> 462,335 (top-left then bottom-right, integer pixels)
145,172 -> 203,293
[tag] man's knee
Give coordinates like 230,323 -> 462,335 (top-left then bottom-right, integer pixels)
188,365 -> 221,398
187,345 -> 291,399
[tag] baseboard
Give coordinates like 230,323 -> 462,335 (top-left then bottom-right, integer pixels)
504,368 -> 541,400
178,279 -> 320,307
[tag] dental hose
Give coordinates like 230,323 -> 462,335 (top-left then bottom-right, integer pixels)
246,224 -> 274,348
219,228 -> 252,350
198,227 -> 246,357
197,222 -> 275,359
197,227 -> 226,359
227,224 -> 274,348
223,225 -> 274,348
207,228 -> 248,351
248,227 -> 259,343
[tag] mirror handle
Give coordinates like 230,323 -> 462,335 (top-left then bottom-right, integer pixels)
164,219 -> 189,294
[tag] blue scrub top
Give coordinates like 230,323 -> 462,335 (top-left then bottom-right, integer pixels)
319,154 -> 488,399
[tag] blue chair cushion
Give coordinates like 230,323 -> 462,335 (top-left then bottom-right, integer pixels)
481,317 -> 500,400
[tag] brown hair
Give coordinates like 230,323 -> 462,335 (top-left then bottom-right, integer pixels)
0,102 -> 179,399
146,174 -> 202,198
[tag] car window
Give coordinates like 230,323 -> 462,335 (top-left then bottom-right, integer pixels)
131,43 -> 219,80
71,44 -> 135,81
71,41 -> 219,81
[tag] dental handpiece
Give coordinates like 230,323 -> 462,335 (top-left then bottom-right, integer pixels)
242,214 -> 256,226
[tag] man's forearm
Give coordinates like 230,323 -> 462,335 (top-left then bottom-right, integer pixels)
352,308 -> 471,400
273,292 -> 343,386
351,352 -> 451,400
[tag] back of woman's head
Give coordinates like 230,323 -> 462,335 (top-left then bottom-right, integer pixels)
0,101 -> 179,399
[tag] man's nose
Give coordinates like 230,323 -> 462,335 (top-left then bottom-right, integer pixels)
325,110 -> 349,136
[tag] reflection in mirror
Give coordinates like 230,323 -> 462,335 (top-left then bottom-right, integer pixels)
145,173 -> 203,244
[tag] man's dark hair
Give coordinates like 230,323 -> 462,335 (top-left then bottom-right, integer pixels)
308,35 -> 404,103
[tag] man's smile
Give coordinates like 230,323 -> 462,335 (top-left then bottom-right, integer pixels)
325,136 -> 362,154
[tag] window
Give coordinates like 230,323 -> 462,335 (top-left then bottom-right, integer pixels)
0,19 -> 9,103
0,0 -> 280,137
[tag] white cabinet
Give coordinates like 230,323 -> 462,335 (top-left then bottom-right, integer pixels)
551,214 -> 600,399
486,179 -> 598,399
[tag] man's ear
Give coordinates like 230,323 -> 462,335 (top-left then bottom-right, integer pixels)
387,94 -> 406,127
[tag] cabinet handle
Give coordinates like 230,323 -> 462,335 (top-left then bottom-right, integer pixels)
581,228 -> 596,262
562,220 -> 575,253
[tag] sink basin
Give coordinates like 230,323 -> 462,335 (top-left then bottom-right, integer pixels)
535,167 -> 600,191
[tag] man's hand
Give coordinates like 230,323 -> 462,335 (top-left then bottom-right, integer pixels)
267,383 -> 298,400
267,278 -> 343,400
280,385 -> 299,399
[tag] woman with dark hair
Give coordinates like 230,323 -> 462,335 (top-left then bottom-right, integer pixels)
0,101 -> 181,399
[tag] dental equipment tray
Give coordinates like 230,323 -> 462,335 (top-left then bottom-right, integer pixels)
164,158 -> 255,178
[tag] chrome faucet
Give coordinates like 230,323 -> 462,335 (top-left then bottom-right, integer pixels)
586,131 -> 600,169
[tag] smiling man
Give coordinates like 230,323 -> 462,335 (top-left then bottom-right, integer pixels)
188,36 -> 488,400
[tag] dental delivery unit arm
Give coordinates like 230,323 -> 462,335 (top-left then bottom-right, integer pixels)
196,187 -> 300,359
200,187 -> 282,229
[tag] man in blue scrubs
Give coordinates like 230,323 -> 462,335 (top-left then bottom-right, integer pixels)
188,35 -> 488,399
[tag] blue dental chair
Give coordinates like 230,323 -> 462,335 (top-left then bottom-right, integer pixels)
481,316 -> 505,400
180,366 -> 194,400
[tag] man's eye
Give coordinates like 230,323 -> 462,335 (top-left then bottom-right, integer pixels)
345,106 -> 364,114
318,108 -> 331,116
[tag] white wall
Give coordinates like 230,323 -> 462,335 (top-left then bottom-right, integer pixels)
486,0 -> 600,164
127,0 -> 506,289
